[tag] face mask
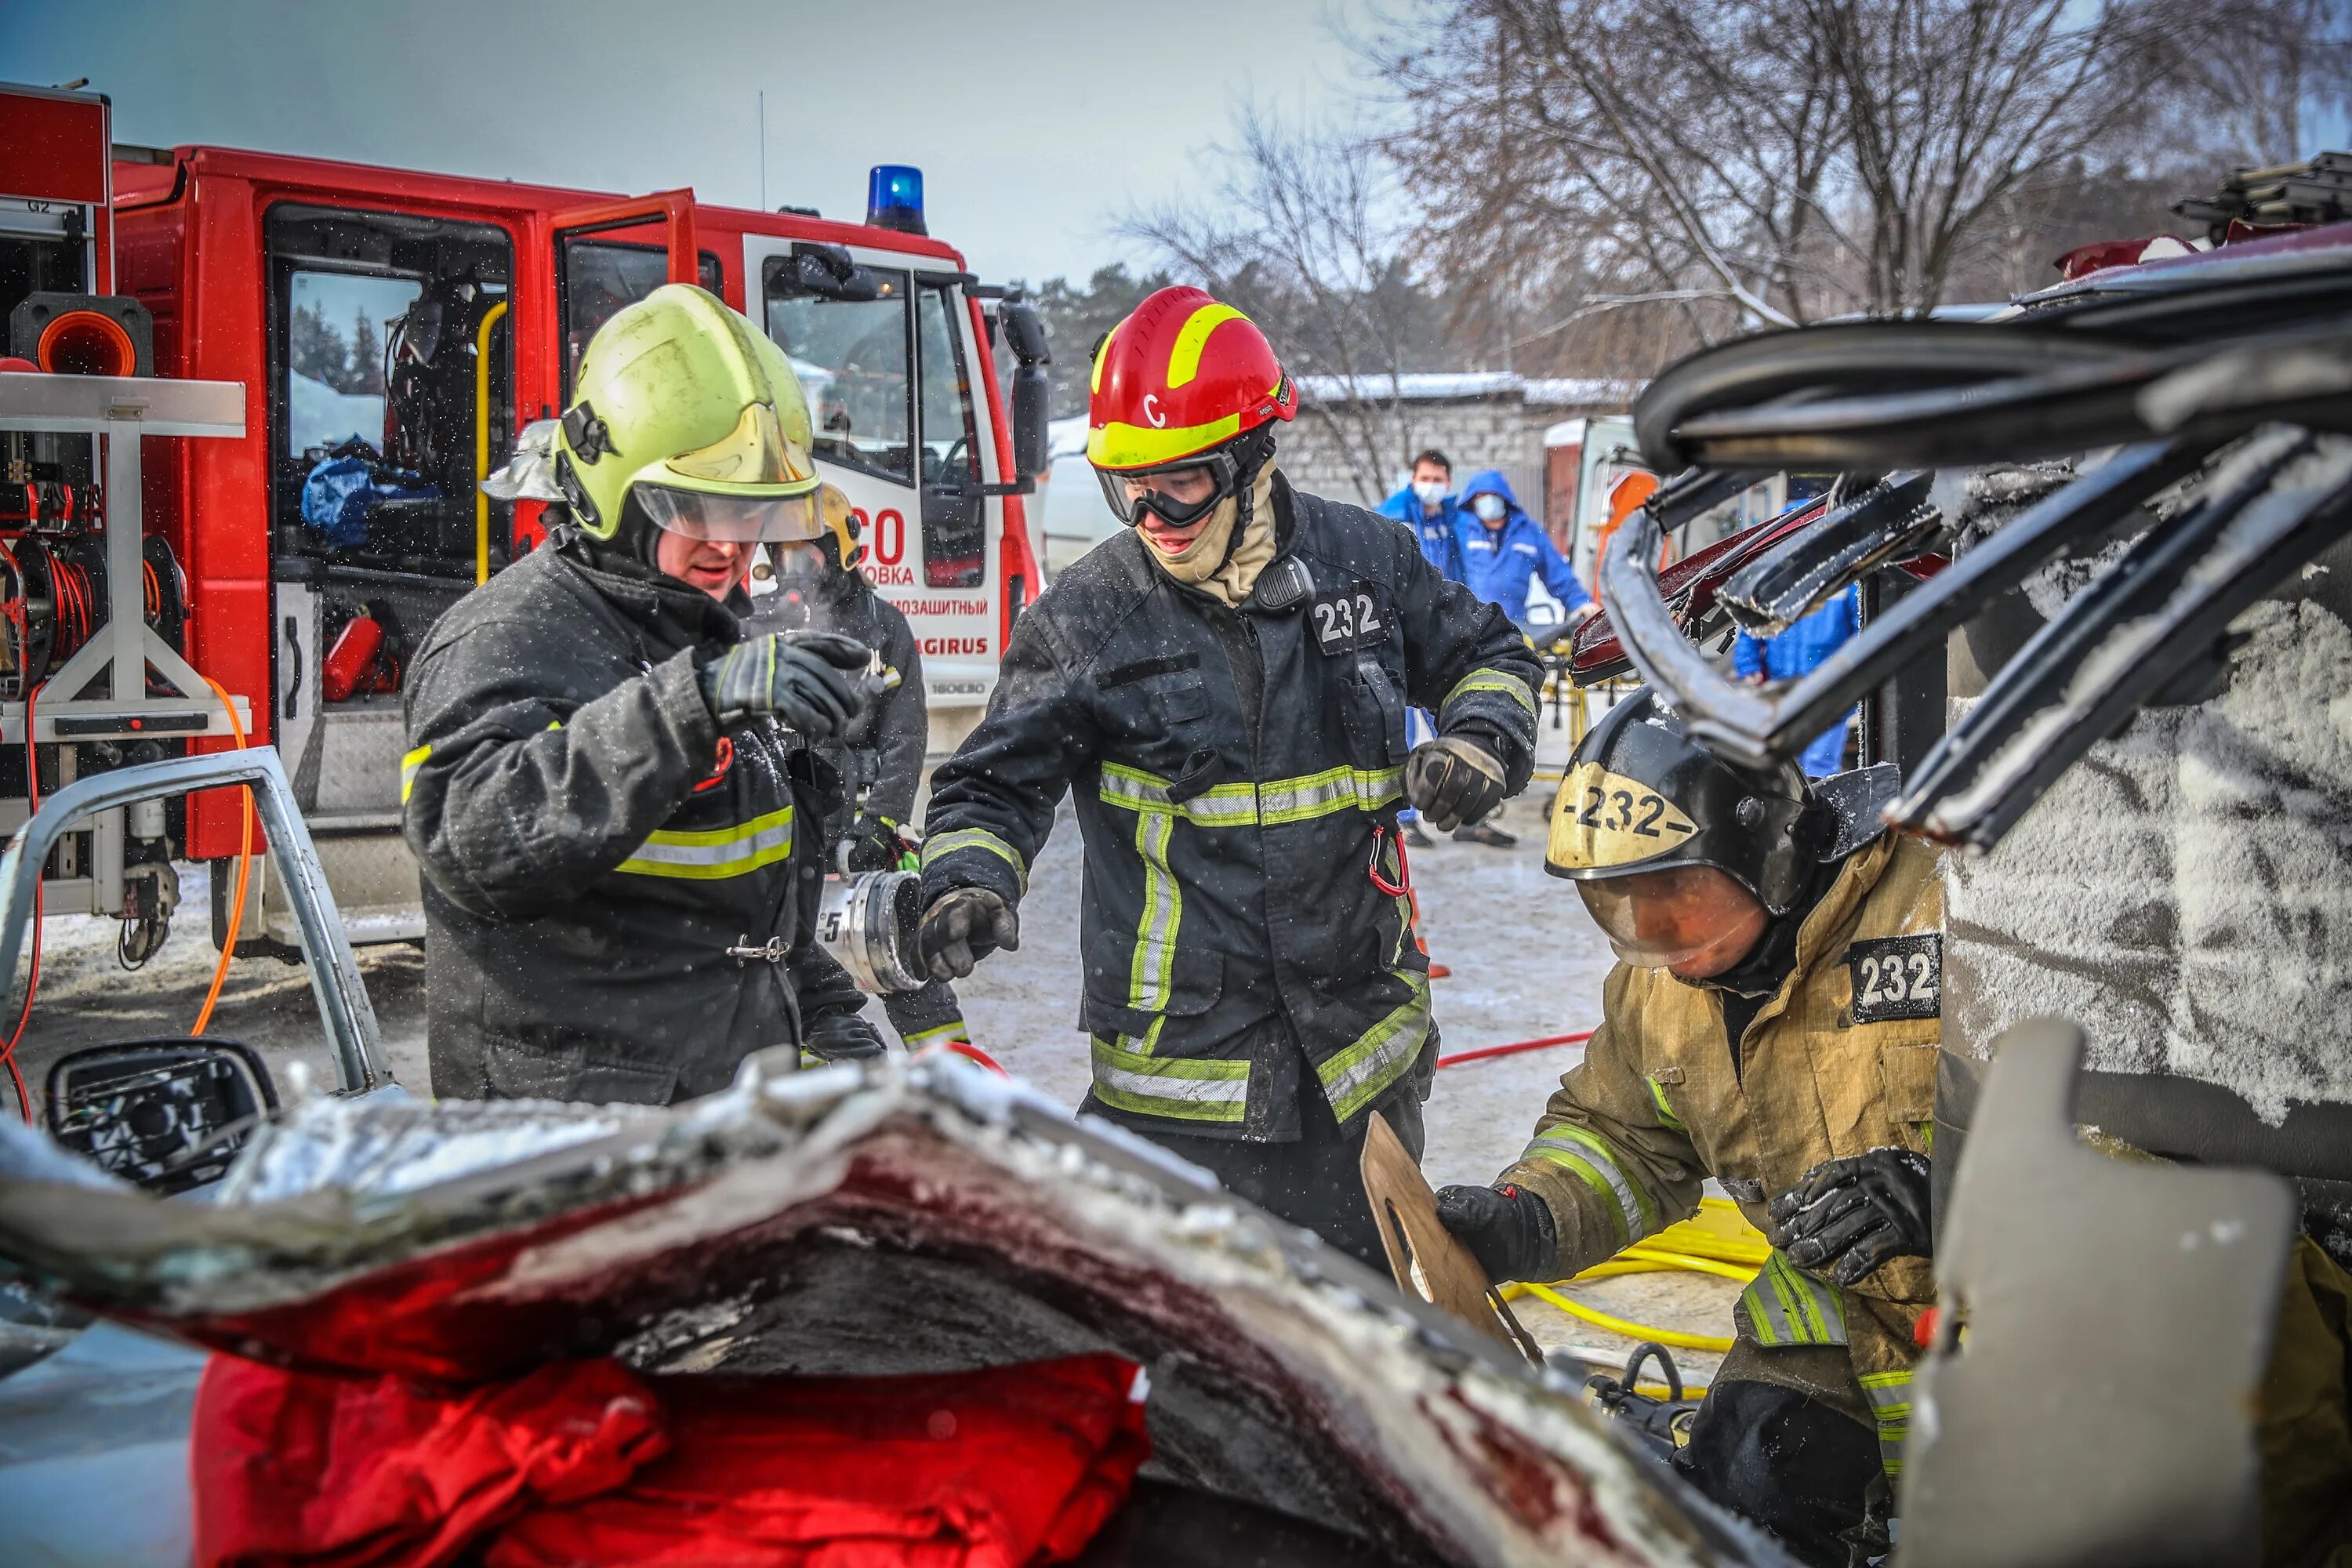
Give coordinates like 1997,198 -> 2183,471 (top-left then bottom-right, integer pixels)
1471,493 -> 1508,523
1411,479 -> 1447,505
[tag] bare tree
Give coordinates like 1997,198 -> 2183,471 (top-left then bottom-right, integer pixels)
2153,0 -> 2352,165
1123,109 -> 1450,503
1378,0 -> 2212,337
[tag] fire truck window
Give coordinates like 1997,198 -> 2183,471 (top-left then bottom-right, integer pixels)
286,272 -> 418,454
762,262 -> 913,485
557,241 -> 726,396
916,282 -> 985,589
266,205 -> 514,585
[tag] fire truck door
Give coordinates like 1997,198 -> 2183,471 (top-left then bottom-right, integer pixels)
550,191 -> 715,400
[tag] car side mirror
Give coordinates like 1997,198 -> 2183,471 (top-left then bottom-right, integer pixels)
1526,599 -> 1564,630
1000,296 -> 1051,479
45,1038 -> 279,1195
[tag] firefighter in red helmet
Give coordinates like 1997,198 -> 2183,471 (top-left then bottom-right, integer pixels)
915,286 -> 1543,1263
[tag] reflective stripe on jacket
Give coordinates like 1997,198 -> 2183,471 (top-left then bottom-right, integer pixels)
1501,832 -> 1944,1472
922,474 -> 1543,1142
401,536 -> 861,1106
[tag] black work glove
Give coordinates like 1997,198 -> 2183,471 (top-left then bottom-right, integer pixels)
1434,1181 -> 1559,1285
1767,1147 -> 1933,1286
802,1007 -> 887,1062
700,630 -> 871,738
1404,735 -> 1508,832
844,813 -> 907,874
918,887 -> 1018,981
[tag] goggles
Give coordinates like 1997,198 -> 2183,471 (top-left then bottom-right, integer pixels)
633,482 -> 829,544
1094,449 -> 1241,529
1574,863 -> 1769,975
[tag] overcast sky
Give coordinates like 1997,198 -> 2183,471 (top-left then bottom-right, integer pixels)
3,0 -> 1387,285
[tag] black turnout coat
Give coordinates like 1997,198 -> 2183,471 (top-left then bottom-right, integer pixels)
921,474 -> 1543,1142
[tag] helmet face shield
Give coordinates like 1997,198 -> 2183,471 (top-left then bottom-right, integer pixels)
1094,450 -> 1239,528
633,482 -> 826,544
1575,864 -> 1769,975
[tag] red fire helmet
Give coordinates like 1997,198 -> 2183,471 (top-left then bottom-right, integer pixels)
1085,286 -> 1295,472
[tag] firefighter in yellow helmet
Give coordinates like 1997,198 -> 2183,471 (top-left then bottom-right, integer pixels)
401,284 -> 885,1103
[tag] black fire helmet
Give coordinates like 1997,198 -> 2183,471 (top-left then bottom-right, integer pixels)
1544,688 -> 1820,915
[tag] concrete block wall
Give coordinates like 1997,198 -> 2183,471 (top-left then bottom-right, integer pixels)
1278,394 -> 1614,513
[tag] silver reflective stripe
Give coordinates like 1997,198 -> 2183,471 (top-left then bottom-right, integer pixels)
1317,973 -> 1432,1122
1738,1248 -> 1851,1348
920,826 -> 1029,894
1523,1124 -> 1657,1249
1130,808 -> 1180,1010
615,805 -> 795,880
1100,762 -> 1399,827
1860,1370 -> 1912,1475
1091,1030 -> 1250,1123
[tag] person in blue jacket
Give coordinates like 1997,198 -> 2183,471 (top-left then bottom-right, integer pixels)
1733,583 -> 1860,776
1379,450 -> 1465,847
1379,448 -> 1467,583
1454,470 -> 1595,848
1457,470 -> 1592,631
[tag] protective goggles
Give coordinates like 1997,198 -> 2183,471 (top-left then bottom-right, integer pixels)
1094,450 -> 1240,528
633,482 -> 829,544
1573,862 -> 1769,974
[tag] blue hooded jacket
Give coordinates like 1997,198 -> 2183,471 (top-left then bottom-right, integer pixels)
1377,484 -> 1466,583
1455,470 -> 1590,627
1733,583 -> 1860,775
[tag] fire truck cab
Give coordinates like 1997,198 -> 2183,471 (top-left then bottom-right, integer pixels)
1,83 -> 1046,953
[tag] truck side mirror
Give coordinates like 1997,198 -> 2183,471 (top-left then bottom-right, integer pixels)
789,244 -> 879,303
1000,296 -> 1051,480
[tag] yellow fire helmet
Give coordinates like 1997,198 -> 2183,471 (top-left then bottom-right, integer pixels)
554,283 -> 826,545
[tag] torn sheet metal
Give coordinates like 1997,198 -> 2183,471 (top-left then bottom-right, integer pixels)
1713,473 -> 1940,638
0,1054 -> 1788,1568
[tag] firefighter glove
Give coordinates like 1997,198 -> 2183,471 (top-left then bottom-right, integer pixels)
1405,735 -> 1508,832
844,814 -> 909,875
918,887 -> 1019,981
1768,1146 -> 1933,1286
802,1006 -> 887,1063
1435,1182 -> 1559,1285
701,631 -> 870,738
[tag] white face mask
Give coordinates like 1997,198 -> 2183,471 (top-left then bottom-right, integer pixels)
1471,493 -> 1508,523
1410,478 -> 1447,505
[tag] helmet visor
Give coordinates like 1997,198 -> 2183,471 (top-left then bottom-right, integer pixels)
1094,451 -> 1238,527
1574,864 -> 1769,975
633,481 -> 827,544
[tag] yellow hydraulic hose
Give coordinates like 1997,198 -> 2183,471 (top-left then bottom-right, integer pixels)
474,300 -> 510,585
1502,1197 -> 1770,1357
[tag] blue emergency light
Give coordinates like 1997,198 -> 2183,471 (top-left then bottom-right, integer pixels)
866,165 -> 927,236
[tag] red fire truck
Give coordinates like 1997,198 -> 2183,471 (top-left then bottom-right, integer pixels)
0,82 -> 1047,954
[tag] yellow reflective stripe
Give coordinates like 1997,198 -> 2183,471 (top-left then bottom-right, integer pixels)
1165,302 -> 1250,388
1098,762 -> 1399,826
399,744 -> 431,804
1646,1076 -> 1686,1132
1317,972 -> 1432,1123
1859,1370 -> 1912,1475
1443,666 -> 1537,718
1087,411 -> 1244,470
901,1019 -> 969,1050
615,804 -> 794,880
1738,1248 -> 1850,1348
1131,808 -> 1180,1010
920,827 -> 1029,894
1091,321 -> 1116,396
1524,1126 -> 1657,1249
1091,1029 -> 1248,1122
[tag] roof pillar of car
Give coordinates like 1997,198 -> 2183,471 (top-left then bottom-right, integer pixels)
1599,437 -> 2217,771
1715,472 -> 1940,637
1890,426 -> 2352,849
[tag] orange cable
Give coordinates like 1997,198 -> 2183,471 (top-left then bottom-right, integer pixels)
2,683 -> 45,1122
192,677 -> 251,1038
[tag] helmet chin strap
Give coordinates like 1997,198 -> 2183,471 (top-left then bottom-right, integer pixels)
1211,427 -> 1279,575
